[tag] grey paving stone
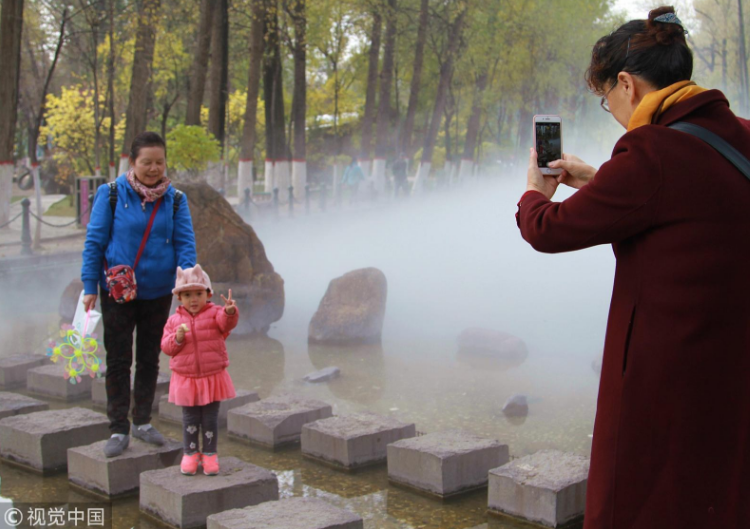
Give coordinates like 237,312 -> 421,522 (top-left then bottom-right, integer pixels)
207,497 -> 363,529
68,437 -> 182,498
387,430 -> 509,498
0,408 -> 109,473
488,450 -> 589,528
0,392 -> 49,419
27,364 -> 94,401
228,394 -> 332,448
139,456 -> 279,529
302,412 -> 416,470
159,390 -> 260,427
0,354 -> 47,389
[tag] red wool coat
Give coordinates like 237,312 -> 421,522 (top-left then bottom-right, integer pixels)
161,302 -> 239,377
517,91 -> 750,529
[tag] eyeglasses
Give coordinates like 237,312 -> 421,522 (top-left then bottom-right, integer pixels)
600,82 -> 617,113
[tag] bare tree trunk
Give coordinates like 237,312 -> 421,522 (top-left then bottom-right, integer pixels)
121,0 -> 160,164
207,0 -> 228,145
360,10 -> 382,164
107,0 -> 116,179
185,0 -> 214,126
263,0 -> 288,195
400,0 -> 428,156
462,70 -> 488,160
374,0 -> 396,159
420,8 -> 465,165
287,0 -> 306,198
0,0 -> 24,224
413,6 -> 465,192
738,0 -> 749,114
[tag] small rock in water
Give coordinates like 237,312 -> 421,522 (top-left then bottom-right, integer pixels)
502,394 -> 529,418
303,366 -> 341,383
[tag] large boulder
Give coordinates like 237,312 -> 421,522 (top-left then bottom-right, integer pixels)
456,328 -> 528,371
59,279 -> 84,322
308,268 -> 387,345
174,182 -> 284,335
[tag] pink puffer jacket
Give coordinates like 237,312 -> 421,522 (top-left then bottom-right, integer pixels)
160,302 -> 239,378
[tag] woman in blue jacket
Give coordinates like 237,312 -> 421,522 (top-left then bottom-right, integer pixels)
81,131 -> 196,457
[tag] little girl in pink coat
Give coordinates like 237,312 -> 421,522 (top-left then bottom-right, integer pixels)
161,264 -> 237,476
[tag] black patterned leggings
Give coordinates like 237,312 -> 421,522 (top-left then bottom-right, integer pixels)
182,401 -> 220,455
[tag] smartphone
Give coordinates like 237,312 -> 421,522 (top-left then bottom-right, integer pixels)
533,115 -> 563,175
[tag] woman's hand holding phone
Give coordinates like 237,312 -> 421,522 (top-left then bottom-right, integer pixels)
549,154 -> 597,189
527,148 -> 560,199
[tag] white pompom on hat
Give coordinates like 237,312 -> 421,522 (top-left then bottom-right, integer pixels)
172,264 -> 213,295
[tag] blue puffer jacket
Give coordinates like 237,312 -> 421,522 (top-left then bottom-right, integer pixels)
81,175 -> 197,299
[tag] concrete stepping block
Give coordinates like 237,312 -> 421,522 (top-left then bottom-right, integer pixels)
26,364 -> 94,401
0,407 -> 109,474
488,450 -> 589,528
228,394 -> 332,448
301,412 -> 416,470
0,392 -> 49,419
207,497 -> 363,529
91,371 -> 169,411
68,438 -> 182,498
387,430 -> 510,499
0,354 -> 47,389
159,390 -> 260,427
139,456 -> 279,529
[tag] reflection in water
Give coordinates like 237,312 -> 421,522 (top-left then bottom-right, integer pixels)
300,465 -> 386,498
227,335 -> 285,397
456,347 -> 528,372
308,343 -> 386,406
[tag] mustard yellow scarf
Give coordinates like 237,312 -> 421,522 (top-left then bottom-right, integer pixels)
627,80 -> 707,131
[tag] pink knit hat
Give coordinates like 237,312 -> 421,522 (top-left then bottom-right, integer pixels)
172,264 -> 213,295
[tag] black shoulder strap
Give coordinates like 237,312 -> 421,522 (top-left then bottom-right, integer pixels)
668,122 -> 750,181
108,181 -> 118,215
174,190 -> 183,215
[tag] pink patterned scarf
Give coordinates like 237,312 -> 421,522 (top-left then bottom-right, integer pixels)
126,168 -> 171,208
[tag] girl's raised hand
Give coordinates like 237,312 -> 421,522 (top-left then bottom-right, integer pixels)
221,289 -> 237,314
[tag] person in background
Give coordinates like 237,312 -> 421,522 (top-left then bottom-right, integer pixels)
81,131 -> 196,458
518,6 -> 750,528
392,152 -> 409,198
341,156 -> 365,205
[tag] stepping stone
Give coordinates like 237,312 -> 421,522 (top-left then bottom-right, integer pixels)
0,354 -> 47,389
0,407 -> 109,474
91,371 -> 169,411
303,366 -> 340,383
159,390 -> 260,427
207,497 -> 363,529
228,394 -> 333,449
488,450 -> 589,528
68,438 -> 182,499
387,430 -> 510,499
0,392 -> 49,419
301,412 -> 416,470
139,456 -> 279,529
27,364 -> 94,401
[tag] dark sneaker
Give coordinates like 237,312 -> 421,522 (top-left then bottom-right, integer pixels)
131,423 -> 165,446
103,434 -> 129,458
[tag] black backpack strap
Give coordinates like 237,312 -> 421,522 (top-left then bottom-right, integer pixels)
108,181 -> 118,215
174,190 -> 183,215
668,122 -> 750,181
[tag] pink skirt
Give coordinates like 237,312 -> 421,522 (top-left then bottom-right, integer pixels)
168,370 -> 236,407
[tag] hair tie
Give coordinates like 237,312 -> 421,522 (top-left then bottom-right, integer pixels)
653,13 -> 688,34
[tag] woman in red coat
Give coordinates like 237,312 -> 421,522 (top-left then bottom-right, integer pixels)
517,6 -> 750,529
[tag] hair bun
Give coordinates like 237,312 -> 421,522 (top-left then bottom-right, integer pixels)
647,6 -> 686,45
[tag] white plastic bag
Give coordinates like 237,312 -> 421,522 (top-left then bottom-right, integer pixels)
72,291 -> 102,337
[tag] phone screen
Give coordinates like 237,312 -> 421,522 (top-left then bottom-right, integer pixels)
535,122 -> 561,168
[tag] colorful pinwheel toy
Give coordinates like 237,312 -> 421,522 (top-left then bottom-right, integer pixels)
46,310 -> 102,384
